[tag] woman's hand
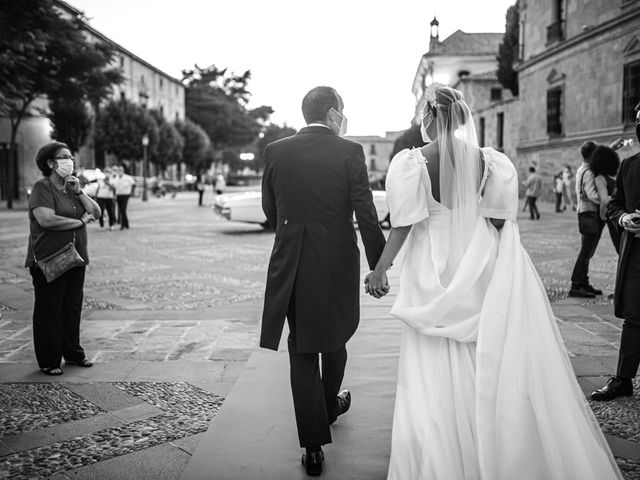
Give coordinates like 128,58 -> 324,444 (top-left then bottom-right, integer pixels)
81,212 -> 95,224
364,270 -> 390,299
64,176 -> 81,195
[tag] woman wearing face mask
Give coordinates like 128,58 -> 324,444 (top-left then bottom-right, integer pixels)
24,142 -> 101,376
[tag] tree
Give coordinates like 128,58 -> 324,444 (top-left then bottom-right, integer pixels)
182,65 -> 273,155
0,0 -> 121,207
390,124 -> 426,160
48,40 -> 123,154
497,1 -> 520,96
175,118 -> 210,171
148,109 -> 183,172
94,99 -> 159,164
255,123 -> 297,170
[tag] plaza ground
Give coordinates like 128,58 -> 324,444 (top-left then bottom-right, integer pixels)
1,191 -> 639,479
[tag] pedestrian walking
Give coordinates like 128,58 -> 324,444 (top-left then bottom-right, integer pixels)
113,166 -> 135,229
260,86 -> 385,476
522,166 -> 542,220
562,164 -> 576,211
25,142 -> 100,375
196,174 -> 206,207
554,171 -> 564,212
569,141 -> 603,298
591,105 -> 640,401
96,167 -> 116,230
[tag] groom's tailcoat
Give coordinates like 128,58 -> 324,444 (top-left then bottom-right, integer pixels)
260,126 -> 385,353
608,153 -> 640,319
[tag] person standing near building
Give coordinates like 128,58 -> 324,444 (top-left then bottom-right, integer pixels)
113,166 -> 135,230
554,171 -> 565,212
522,166 -> 542,220
562,165 -> 576,211
95,168 -> 116,230
591,105 -> 640,401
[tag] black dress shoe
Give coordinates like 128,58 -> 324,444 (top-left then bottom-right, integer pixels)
568,287 -> 596,298
329,390 -> 351,425
585,284 -> 603,295
302,448 -> 324,476
591,377 -> 633,401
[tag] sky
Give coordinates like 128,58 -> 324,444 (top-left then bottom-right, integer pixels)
69,0 -> 516,137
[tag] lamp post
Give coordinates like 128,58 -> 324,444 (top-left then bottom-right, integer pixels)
141,134 -> 149,201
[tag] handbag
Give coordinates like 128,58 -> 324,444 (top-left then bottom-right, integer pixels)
33,232 -> 85,283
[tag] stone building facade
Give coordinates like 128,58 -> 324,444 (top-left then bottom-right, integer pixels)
346,131 -> 403,186
0,0 -> 185,202
514,0 -> 640,181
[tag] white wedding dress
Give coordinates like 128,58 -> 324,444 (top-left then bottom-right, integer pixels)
385,147 -> 622,480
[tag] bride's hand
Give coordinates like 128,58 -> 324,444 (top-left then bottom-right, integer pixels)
364,270 -> 390,298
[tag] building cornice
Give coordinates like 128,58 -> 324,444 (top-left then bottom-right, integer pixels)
52,0 -> 184,87
473,96 -> 518,115
516,5 -> 640,72
515,125 -> 634,153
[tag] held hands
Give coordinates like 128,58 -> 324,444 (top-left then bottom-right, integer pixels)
621,210 -> 640,234
64,176 -> 81,195
364,270 -> 390,299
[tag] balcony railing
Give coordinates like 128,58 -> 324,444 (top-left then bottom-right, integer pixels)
546,21 -> 565,44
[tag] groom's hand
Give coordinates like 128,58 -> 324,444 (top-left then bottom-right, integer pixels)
364,271 -> 390,298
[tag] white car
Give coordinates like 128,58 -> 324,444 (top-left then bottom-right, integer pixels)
213,190 -> 390,229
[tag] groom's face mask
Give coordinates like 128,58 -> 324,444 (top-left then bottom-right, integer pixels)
328,107 -> 348,137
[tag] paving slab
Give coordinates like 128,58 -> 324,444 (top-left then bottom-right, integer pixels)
109,404 -> 164,423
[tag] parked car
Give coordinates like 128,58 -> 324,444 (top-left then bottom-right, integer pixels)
213,190 -> 390,229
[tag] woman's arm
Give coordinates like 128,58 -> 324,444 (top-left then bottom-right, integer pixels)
76,191 -> 101,218
365,225 -> 412,298
32,207 -> 90,231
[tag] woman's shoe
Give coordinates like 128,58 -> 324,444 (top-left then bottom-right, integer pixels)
40,367 -> 63,376
65,358 -> 93,367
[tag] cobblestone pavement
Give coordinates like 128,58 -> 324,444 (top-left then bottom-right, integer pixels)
1,192 -> 638,479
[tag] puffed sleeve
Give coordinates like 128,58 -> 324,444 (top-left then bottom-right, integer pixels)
386,149 -> 430,227
478,148 -> 519,222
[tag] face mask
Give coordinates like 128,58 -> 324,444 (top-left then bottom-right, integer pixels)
328,108 -> 347,136
54,159 -> 74,178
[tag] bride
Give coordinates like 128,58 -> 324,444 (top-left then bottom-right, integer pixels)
364,85 -> 622,480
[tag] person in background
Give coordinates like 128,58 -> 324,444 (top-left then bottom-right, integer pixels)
25,142 -> 100,375
214,173 -> 226,195
562,164 -> 576,211
591,146 -> 622,254
554,171 -> 565,213
113,166 -> 135,230
196,174 -> 206,207
591,104 -> 640,401
569,141 -> 603,298
522,166 -> 542,220
96,167 -> 116,231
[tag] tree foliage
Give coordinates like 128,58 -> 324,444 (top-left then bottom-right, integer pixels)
0,0 -> 122,206
390,124 -> 426,160
95,99 -> 159,161
182,65 -> 273,153
496,1 -> 520,96
175,118 -> 210,171
48,97 -> 92,154
255,123 -> 297,170
147,109 -> 184,170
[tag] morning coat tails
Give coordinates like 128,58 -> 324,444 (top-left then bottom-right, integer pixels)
260,125 -> 386,353
608,152 -> 640,319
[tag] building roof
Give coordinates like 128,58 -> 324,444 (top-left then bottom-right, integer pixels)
427,30 -> 503,57
53,0 -> 184,86
462,70 -> 498,81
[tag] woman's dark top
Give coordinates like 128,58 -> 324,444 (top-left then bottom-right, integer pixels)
24,177 -> 89,268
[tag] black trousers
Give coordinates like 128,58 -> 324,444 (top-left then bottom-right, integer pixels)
116,195 -> 130,228
555,192 -> 563,212
570,219 -> 604,288
97,198 -> 116,227
287,301 -> 347,448
526,196 -> 539,219
198,190 -> 204,206
30,266 -> 86,368
616,240 -> 640,379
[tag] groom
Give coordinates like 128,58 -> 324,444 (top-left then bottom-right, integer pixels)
260,86 -> 386,476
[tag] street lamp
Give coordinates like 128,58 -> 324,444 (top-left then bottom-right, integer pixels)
141,134 -> 149,202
